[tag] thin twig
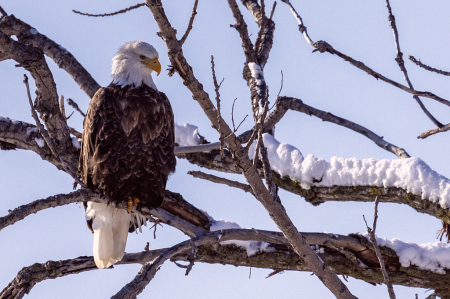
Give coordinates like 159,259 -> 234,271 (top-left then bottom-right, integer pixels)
211,55 -> 225,159
187,171 -> 254,195
281,0 -> 450,109
418,123 -> 450,139
24,74 -> 88,188
276,70 -> 283,98
269,1 -> 277,20
179,0 -> 199,46
384,0 -> 443,128
72,3 -> 146,17
67,98 -> 86,117
409,55 -> 450,77
364,197 -> 396,299
59,95 -> 66,123
0,6 -> 7,17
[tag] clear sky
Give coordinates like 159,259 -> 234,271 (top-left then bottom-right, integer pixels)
1,0 -> 450,298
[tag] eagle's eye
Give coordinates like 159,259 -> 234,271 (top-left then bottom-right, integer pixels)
139,55 -> 147,60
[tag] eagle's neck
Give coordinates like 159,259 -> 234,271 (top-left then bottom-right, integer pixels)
111,55 -> 157,90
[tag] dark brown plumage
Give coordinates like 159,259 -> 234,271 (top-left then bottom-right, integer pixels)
79,83 -> 176,211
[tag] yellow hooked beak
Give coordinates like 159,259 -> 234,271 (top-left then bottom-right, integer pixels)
141,58 -> 161,76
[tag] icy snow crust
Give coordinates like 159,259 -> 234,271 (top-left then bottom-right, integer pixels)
249,133 -> 450,208
370,234 -> 450,274
210,220 -> 273,256
174,123 -> 200,146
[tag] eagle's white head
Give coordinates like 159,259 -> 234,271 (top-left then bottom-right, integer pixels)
111,41 -> 162,90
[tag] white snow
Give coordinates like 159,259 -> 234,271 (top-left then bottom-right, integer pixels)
34,137 -> 45,147
26,127 -> 38,136
248,62 -> 266,116
369,234 -> 450,274
210,220 -> 273,256
72,137 -> 81,149
30,28 -> 39,34
249,133 -> 450,208
174,123 -> 201,146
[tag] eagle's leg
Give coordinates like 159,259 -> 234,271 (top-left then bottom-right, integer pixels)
127,197 -> 140,213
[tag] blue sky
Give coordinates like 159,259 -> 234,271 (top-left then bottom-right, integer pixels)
1,0 -> 450,298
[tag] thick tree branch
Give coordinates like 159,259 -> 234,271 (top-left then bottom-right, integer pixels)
0,189 -> 211,237
4,231 -> 450,299
146,2 -> 355,297
0,118 -> 63,168
0,14 -> 100,98
280,1 -> 450,109
384,0 -> 443,128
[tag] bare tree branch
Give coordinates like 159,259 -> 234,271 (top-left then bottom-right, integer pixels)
384,0 -> 443,128
179,0 -> 199,46
280,0 -> 450,109
66,98 -> 86,117
364,197 -> 396,299
72,3 -> 146,18
4,230 -> 450,298
146,1 -> 356,297
269,96 -> 410,159
0,118 -> 63,169
418,123 -> 450,139
0,15 -> 100,98
409,55 -> 450,77
187,170 -> 254,195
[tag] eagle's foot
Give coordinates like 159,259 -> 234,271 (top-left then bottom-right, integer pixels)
127,197 -> 140,213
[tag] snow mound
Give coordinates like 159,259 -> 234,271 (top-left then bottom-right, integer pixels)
210,220 -> 273,256
371,234 -> 450,274
249,133 -> 450,208
174,123 -> 200,146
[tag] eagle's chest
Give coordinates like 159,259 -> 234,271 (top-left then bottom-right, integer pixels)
110,93 -> 167,144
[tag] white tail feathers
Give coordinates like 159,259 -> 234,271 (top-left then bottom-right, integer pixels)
86,202 -> 147,269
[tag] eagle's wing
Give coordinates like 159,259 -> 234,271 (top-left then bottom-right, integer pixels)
79,87 -> 107,189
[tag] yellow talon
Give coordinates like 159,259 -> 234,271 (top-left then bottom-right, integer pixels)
127,197 -> 140,213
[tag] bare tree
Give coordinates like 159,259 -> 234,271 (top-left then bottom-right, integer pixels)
1,1 -> 450,298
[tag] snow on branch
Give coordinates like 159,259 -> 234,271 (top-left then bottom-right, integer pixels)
4,230 -> 450,299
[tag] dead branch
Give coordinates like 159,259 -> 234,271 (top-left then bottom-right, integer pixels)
280,0 -> 450,109
227,0 -> 256,63
418,123 -> 450,139
364,197 -> 396,299
187,170 -> 254,195
72,3 -> 146,17
269,96 -> 410,159
146,1 -> 356,297
409,55 -> 450,77
0,15 -> 100,98
4,230 -> 450,299
384,0 -> 443,128
0,118 -> 63,168
211,55 -> 225,159
112,233 -> 220,299
66,98 -> 86,117
179,0 -> 199,46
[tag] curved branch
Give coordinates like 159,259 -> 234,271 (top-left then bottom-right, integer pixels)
0,14 -> 100,98
270,96 -> 410,159
4,231 -> 450,299
0,188 -> 211,237
280,1 -> 450,109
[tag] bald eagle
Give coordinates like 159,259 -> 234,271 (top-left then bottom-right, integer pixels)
79,41 -> 176,269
